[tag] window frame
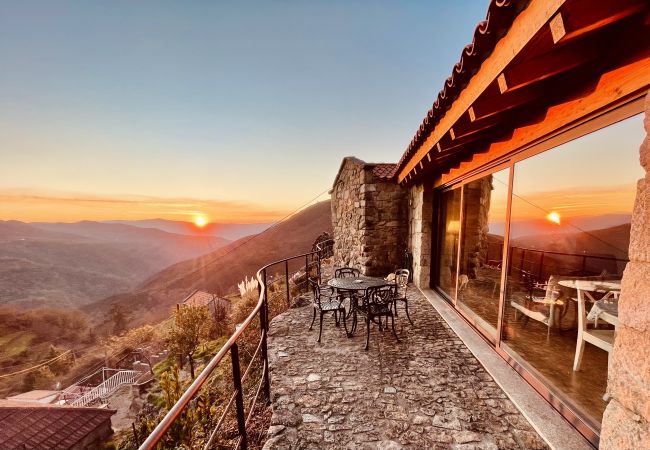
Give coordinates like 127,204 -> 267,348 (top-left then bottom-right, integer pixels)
430,95 -> 645,446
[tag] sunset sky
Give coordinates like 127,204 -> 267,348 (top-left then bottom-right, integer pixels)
1,2 -> 645,225
0,0 -> 488,223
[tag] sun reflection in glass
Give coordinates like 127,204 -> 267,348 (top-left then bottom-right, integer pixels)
546,211 -> 561,225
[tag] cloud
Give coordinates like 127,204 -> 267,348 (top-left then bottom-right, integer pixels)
0,189 -> 291,223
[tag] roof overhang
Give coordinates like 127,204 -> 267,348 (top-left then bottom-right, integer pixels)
396,0 -> 650,186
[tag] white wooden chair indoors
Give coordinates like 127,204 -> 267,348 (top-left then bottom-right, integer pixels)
573,280 -> 615,371
511,274 -> 564,334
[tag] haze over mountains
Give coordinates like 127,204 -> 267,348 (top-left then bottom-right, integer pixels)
87,200 -> 332,327
0,221 -> 229,309
488,213 -> 632,238
107,219 -> 272,241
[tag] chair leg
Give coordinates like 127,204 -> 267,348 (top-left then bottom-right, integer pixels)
393,300 -> 399,316
390,314 -> 399,342
573,337 -> 585,371
309,307 -> 316,330
404,300 -> 413,325
318,312 -> 324,343
334,310 -> 339,326
342,308 -> 351,337
365,316 -> 371,351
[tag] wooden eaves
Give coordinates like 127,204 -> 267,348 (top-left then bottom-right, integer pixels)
396,0 -> 650,186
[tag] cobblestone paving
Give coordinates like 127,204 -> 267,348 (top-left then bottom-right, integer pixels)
264,285 -> 549,450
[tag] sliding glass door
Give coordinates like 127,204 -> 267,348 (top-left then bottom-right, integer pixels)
456,169 -> 509,337
436,188 -> 461,300
432,113 -> 643,434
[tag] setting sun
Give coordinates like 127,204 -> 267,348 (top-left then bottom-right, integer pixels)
546,211 -> 561,225
194,215 -> 208,228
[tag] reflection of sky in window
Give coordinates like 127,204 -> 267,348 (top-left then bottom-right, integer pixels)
491,114 -> 644,223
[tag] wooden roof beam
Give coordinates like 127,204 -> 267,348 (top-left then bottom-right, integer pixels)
498,41 -> 599,94
397,0 -> 567,182
556,0 -> 646,44
469,84 -> 546,122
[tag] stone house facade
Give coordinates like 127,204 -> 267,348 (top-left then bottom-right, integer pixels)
330,1 -> 649,447
330,157 -> 408,276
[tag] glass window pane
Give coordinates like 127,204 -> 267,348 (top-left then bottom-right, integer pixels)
437,188 -> 461,299
457,169 -> 509,336
502,114 -> 644,424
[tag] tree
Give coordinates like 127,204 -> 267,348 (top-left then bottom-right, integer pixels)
166,305 -> 211,378
110,303 -> 130,335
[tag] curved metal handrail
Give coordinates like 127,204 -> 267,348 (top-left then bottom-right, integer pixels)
139,239 -> 333,449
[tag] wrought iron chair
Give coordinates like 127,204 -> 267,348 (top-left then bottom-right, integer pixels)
335,267 -> 361,278
392,269 -> 413,325
353,285 -> 398,350
308,279 -> 347,343
334,267 -> 362,318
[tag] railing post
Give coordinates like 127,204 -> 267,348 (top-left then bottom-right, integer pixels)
519,249 -> 526,280
538,252 -> 545,283
317,252 -> 322,283
260,269 -> 271,404
285,260 -> 290,307
305,254 -> 309,293
230,343 -> 248,450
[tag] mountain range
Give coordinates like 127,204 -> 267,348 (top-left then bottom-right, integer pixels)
85,200 -> 332,327
106,219 -> 272,241
0,221 -> 229,308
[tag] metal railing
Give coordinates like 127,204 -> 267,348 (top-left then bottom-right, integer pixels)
139,239 -> 333,450
69,368 -> 141,406
507,245 -> 628,283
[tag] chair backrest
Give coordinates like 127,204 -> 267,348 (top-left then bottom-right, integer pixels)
308,278 -> 322,307
543,275 -> 562,302
364,285 -> 395,309
394,269 -> 409,298
335,267 -> 360,278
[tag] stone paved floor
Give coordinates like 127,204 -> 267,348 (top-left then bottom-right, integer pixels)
264,286 -> 549,450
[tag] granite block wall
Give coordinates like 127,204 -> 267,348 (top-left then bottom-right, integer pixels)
600,92 -> 650,449
331,158 -> 408,276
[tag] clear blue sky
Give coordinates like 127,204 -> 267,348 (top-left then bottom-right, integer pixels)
0,1 -> 488,222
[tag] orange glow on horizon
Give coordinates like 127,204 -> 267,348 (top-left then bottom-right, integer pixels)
0,190 -> 297,224
546,211 -> 561,225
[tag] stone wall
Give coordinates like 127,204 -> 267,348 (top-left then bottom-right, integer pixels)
407,183 -> 434,288
600,93 -> 650,448
331,157 -> 408,276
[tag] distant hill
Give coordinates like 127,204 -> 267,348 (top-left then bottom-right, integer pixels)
510,223 -> 630,259
0,221 -> 229,309
106,219 -> 272,241
86,200 -> 332,327
493,213 -> 632,239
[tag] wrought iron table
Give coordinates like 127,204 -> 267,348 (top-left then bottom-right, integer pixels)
327,276 -> 392,337
327,276 -> 390,291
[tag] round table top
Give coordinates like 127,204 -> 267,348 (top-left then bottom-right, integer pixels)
327,276 -> 390,291
557,279 -> 621,292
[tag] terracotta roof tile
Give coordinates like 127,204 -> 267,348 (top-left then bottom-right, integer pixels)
0,406 -> 115,450
182,290 -> 231,309
372,164 -> 397,180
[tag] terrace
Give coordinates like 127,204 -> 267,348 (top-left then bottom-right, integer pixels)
264,272 -> 549,449
136,0 -> 650,448
137,247 -> 592,450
